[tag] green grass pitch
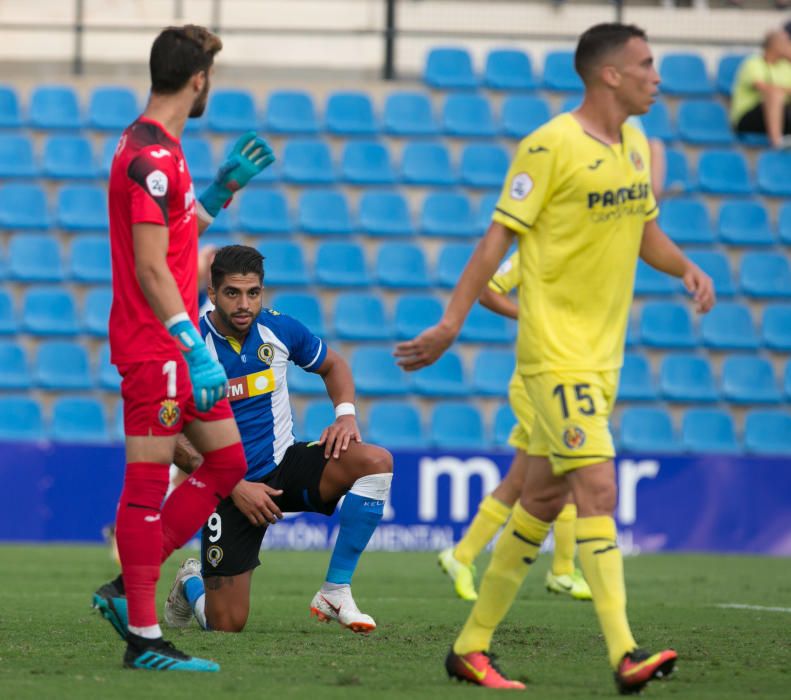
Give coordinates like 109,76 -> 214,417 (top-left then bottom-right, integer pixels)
1,546 -> 789,699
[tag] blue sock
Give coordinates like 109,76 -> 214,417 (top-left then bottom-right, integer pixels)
326,492 -> 384,585
183,575 -> 205,608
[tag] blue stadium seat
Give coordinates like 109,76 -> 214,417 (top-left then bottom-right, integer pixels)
333,293 -> 391,340
375,242 -> 430,288
500,95 -> 551,138
22,287 -> 79,335
351,348 -> 410,396
618,353 -> 656,401
542,50 -> 583,92
493,403 -> 516,447
698,150 -> 752,195
51,397 -> 108,443
70,236 -> 110,283
459,143 -> 509,188
484,49 -> 537,90
682,408 -> 740,454
82,287 -> 112,337
340,140 -> 395,185
472,349 -> 514,397
88,87 -> 139,130
207,89 -> 257,132
206,206 -> 235,235
477,192 -> 499,233
658,198 -> 714,245
634,259 -> 680,296
400,141 -> 455,186
98,343 -> 121,390
757,151 -> 791,196
442,94 -> 496,137
762,304 -> 791,350
181,137 -> 215,183
270,292 -> 324,335
744,410 -> 791,455
282,140 -> 335,184
412,351 -> 467,396
286,363 -> 326,395
264,90 -> 319,135
435,242 -> 474,287
0,183 -> 50,229
100,135 -> 120,176
298,189 -> 353,235
664,148 -> 694,193
0,397 -> 43,442
112,400 -> 124,441
367,401 -> 425,448
382,91 -> 439,136
0,134 -> 37,177
677,100 -> 734,145
778,203 -> 791,244
393,294 -> 443,339
0,85 -> 22,128
620,407 -> 680,453
325,91 -> 377,136
35,341 -> 91,389
431,401 -> 485,449
659,354 -> 718,402
301,401 -> 335,440
0,341 -> 30,389
786,361 -> 791,399
256,240 -> 309,286
238,189 -> 291,235
28,85 -> 82,129
358,191 -> 413,236
558,95 -> 581,114
718,200 -> 775,246
716,54 -> 746,95
700,302 -> 758,350
8,234 -> 64,282
722,356 -> 782,404
424,47 -> 478,90
740,253 -> 791,298
42,135 -> 99,179
421,192 -> 477,237
641,100 -> 675,141
686,250 -> 735,297
314,242 -> 369,286
0,291 -> 17,335
659,53 -> 714,96
640,302 -> 697,348
56,185 -> 107,232
626,318 -> 640,348
460,304 -> 516,343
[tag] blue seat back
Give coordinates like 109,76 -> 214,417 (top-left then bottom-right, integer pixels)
424,47 -> 477,89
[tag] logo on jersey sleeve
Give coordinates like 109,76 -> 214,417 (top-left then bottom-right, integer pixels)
630,149 -> 644,172
158,399 -> 181,427
562,426 -> 586,450
510,172 -> 533,200
146,169 -> 168,197
257,343 -> 275,365
226,368 -> 276,402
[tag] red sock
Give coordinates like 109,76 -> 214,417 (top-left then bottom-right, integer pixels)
115,462 -> 170,629
161,441 -> 247,561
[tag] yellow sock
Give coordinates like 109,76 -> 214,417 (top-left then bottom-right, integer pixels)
454,503 -> 551,654
551,503 -> 576,576
576,516 -> 637,668
454,495 -> 511,566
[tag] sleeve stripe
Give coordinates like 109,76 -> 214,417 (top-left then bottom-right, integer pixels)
302,339 -> 324,369
489,279 -> 508,294
644,205 -> 658,218
494,207 -> 532,230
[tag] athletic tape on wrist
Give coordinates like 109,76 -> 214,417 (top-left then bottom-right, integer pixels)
164,312 -> 191,331
334,402 -> 356,418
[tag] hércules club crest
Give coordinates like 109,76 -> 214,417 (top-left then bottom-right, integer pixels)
158,399 -> 181,428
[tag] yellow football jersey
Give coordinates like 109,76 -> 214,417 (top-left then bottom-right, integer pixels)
488,251 -> 521,295
492,112 -> 657,376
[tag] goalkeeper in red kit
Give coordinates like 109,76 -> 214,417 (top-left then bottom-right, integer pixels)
92,24 -> 274,672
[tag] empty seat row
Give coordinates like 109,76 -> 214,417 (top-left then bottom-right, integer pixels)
0,395 -> 115,443
0,235 -> 110,282
0,287 -> 111,336
424,47 -> 743,97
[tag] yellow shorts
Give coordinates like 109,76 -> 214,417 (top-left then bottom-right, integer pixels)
506,371 -> 534,452
522,369 -> 618,475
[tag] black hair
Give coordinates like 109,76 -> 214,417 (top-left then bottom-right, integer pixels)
210,245 -> 265,289
575,23 -> 648,84
150,24 -> 222,94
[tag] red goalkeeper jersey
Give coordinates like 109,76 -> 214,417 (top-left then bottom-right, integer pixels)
107,117 -> 198,365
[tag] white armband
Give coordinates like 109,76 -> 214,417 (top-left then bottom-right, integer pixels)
335,402 -> 356,419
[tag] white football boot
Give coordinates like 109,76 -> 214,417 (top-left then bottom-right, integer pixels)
164,558 -> 202,628
310,587 -> 376,634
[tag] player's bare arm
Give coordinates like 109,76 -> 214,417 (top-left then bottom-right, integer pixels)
640,218 -> 715,313
394,221 -> 515,371
132,222 -> 190,321
479,286 -> 518,320
315,348 -> 362,459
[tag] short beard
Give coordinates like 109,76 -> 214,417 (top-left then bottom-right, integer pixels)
189,81 -> 209,118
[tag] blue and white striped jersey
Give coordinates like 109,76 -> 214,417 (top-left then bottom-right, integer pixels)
200,308 -> 327,481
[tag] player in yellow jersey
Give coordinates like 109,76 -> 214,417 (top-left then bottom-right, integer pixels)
438,251 -> 592,603
396,23 -> 715,693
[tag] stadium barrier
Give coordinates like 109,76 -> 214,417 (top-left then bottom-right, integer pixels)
1,443 -> 788,555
